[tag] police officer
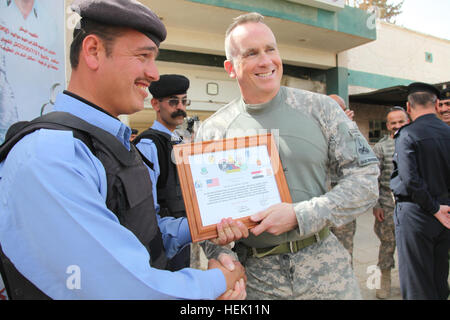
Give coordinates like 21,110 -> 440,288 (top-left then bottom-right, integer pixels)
134,75 -> 195,271
0,0 -> 247,300
391,82 -> 450,300
372,106 -> 409,299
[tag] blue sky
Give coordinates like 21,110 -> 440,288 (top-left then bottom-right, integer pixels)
392,0 -> 450,40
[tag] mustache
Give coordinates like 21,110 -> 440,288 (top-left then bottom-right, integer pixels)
171,109 -> 187,118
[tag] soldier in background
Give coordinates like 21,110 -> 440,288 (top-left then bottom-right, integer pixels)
329,94 -> 354,120
195,12 -> 379,299
372,106 -> 410,299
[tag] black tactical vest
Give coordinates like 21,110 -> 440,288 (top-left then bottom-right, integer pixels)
133,129 -> 186,218
0,112 -> 168,300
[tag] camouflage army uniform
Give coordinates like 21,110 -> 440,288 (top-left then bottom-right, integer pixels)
372,135 -> 396,271
328,157 -> 357,262
196,86 -> 380,300
329,220 -> 356,262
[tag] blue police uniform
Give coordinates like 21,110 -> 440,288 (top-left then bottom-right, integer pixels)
0,92 -> 226,299
391,113 -> 450,300
134,74 -> 191,272
0,0 -> 228,300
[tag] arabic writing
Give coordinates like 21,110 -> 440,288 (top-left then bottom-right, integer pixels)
0,24 -> 60,71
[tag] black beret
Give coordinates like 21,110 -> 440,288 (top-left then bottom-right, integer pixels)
71,0 -> 166,47
149,74 -> 190,98
407,82 -> 440,97
440,87 -> 450,100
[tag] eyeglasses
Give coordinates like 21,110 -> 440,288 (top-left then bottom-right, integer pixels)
159,98 -> 191,107
439,101 -> 450,107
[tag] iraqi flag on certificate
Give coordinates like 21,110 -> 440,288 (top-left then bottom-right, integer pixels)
251,170 -> 264,179
206,178 -> 220,188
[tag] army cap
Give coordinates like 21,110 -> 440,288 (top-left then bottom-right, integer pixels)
407,82 -> 440,97
71,0 -> 166,47
440,87 -> 450,100
149,74 -> 190,98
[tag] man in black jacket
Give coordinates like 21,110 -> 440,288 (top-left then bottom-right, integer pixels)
391,82 -> 450,300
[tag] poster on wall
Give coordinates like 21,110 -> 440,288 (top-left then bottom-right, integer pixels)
0,0 -> 66,299
0,0 -> 66,144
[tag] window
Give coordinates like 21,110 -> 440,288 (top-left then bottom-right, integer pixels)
369,120 -> 388,143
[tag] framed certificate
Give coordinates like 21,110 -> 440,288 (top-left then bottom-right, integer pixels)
173,133 -> 292,242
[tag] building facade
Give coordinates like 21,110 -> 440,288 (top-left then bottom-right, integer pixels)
343,21 -> 450,142
63,0 -> 450,143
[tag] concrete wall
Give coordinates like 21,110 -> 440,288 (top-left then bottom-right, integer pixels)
338,21 -> 449,144
351,103 -> 388,145
341,20 -> 450,95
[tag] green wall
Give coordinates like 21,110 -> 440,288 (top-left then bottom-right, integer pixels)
348,69 -> 413,89
187,0 -> 376,40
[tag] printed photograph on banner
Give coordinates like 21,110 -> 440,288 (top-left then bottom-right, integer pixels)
0,0 -> 66,143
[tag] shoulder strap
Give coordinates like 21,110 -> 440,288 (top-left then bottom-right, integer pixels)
133,128 -> 171,189
133,128 -> 172,145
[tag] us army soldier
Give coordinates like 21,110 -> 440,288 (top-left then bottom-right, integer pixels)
195,12 -> 379,299
372,106 -> 409,299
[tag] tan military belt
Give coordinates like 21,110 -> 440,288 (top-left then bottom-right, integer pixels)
251,227 -> 330,259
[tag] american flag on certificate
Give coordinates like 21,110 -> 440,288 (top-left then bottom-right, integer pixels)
206,178 -> 220,188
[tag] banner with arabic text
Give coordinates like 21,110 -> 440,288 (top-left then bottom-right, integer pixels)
0,0 -> 66,144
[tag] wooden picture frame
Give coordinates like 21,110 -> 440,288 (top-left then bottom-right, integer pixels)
173,133 -> 292,242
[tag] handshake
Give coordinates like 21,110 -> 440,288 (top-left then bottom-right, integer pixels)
207,217 -> 248,300
208,255 -> 246,300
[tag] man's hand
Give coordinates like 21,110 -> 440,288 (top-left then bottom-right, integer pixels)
217,278 -> 246,300
249,203 -> 297,236
434,205 -> 450,229
344,109 -> 354,121
208,258 -> 246,293
373,207 -> 385,222
217,253 -> 238,271
210,218 -> 249,246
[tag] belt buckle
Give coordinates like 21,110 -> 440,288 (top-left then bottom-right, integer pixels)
314,232 -> 321,243
289,241 -> 295,253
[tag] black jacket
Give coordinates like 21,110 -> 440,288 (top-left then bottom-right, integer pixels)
391,114 -> 450,214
